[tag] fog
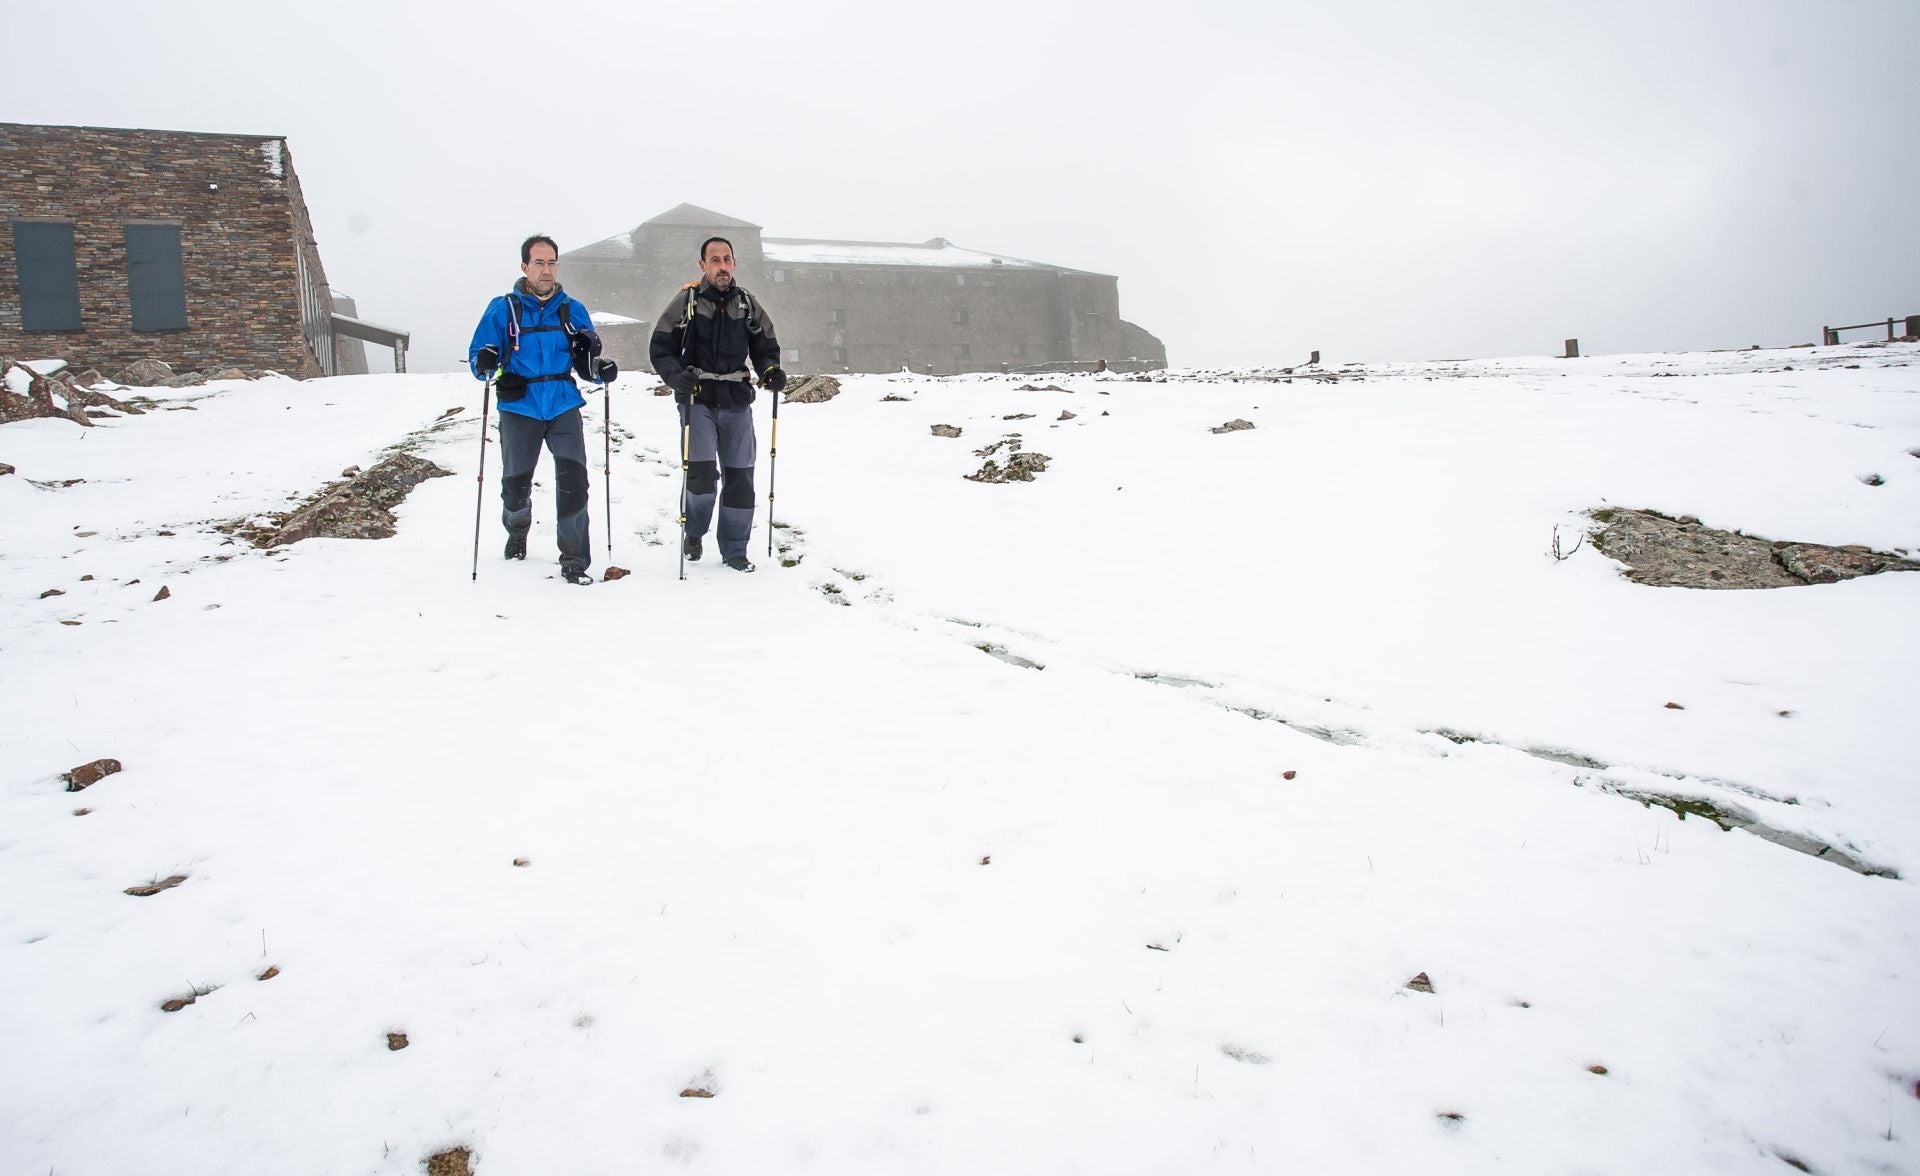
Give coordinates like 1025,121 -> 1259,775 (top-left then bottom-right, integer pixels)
11,0 -> 1915,371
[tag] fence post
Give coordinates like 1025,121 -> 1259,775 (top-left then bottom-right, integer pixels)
1563,338 -> 1580,359
1822,326 -> 1837,346
1906,315 -> 1920,339
1888,318 -> 1897,342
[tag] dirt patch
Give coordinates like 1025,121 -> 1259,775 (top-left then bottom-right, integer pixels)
1590,508 -> 1920,589
226,453 -> 453,548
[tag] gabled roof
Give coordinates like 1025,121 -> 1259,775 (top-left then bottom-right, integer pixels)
565,231 -> 634,261
641,203 -> 763,230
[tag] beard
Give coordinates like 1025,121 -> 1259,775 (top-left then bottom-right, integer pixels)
710,271 -> 734,291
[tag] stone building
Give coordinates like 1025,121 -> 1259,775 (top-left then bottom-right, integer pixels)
560,203 -> 1166,376
0,122 -> 339,378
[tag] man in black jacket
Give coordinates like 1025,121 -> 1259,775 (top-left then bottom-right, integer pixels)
649,236 -> 784,572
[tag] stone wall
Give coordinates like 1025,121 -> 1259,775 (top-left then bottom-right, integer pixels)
0,123 -> 331,378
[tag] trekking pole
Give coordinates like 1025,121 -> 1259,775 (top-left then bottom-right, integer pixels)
678,398 -> 691,582
766,380 -> 780,559
471,374 -> 493,581
602,379 -> 613,561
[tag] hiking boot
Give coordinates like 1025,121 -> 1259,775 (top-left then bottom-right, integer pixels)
683,535 -> 703,562
723,554 -> 756,573
560,560 -> 591,585
504,532 -> 527,560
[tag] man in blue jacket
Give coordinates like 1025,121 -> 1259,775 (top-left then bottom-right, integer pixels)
469,235 -> 615,585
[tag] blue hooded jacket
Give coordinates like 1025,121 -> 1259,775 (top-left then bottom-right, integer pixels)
468,282 -> 595,422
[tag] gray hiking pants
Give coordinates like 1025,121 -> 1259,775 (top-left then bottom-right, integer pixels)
680,401 -> 756,561
500,407 -> 591,568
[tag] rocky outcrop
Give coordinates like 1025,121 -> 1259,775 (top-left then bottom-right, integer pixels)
1590,508 -> 1920,589
966,434 -> 1051,483
1,359 -> 144,427
117,358 -> 176,386
1210,418 -> 1255,434
226,453 -> 453,547
782,375 -> 841,404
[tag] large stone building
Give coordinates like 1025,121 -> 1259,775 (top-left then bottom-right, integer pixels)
0,123 -> 341,377
560,204 -> 1166,376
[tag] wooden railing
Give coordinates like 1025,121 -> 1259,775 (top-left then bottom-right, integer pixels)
1822,315 -> 1919,346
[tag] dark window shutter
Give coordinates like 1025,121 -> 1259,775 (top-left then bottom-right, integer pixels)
11,220 -> 83,332
125,223 -> 187,331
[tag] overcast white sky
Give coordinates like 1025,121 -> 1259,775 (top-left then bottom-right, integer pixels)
10,0 -> 1916,371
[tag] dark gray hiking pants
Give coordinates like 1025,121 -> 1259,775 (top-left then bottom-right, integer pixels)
500,407 -> 591,568
681,401 -> 756,561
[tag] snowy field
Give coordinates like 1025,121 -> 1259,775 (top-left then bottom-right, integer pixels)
3,344 -> 1917,1175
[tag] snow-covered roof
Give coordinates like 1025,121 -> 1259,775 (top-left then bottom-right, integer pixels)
762,236 -> 1104,276
565,231 -> 633,262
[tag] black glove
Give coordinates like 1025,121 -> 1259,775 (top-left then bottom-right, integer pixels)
591,358 -> 618,384
568,331 -> 602,380
761,364 -> 787,394
670,368 -> 699,404
495,370 -> 529,401
474,346 -> 500,378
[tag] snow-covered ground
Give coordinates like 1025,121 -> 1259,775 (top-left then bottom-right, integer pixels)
3,344 -> 1917,1175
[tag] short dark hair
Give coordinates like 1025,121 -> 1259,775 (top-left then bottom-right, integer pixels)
521,235 -> 559,264
700,236 -> 733,262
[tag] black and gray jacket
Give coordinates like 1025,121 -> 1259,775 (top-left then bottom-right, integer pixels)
649,279 -> 781,410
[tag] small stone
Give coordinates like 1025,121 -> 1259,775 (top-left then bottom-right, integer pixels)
1058,410 -> 1077,421
80,574 -> 93,581
157,529 -> 175,536
257,966 -> 280,981
0,463 -> 13,476
1663,701 -> 1684,710
152,586 -> 171,602
513,857 -> 531,868
931,424 -> 963,438
1002,412 -> 1035,420
1210,419 -> 1255,433
1588,1064 -> 1609,1075
679,1087 -> 716,1099
1405,972 -> 1435,994
75,530 -> 97,538
160,995 -> 196,1013
72,808 -> 92,817
387,1032 -> 409,1051
979,855 -> 991,866
1282,770 -> 1297,780
437,406 -> 464,420
340,465 -> 361,478
63,758 -> 123,791
602,567 -> 630,581
59,620 -> 81,626
40,588 -> 64,599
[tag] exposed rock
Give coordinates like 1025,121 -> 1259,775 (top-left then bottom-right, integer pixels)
2,363 -> 91,427
1211,418 -> 1256,434
231,453 -> 454,547
40,588 -> 64,599
64,381 -> 144,415
387,1032 -> 410,1051
117,359 -> 175,386
782,374 -> 842,404
162,371 -> 208,388
152,585 -> 171,602
602,567 -> 630,581
966,451 -> 1051,483
257,966 -> 280,981
1058,410 -> 1077,421
63,758 -> 123,791
0,463 -> 13,476
880,393 -> 911,402
206,368 -> 253,381
1590,508 -> 1920,589
73,369 -> 109,387
125,873 -> 188,897
1405,972 -> 1435,994
160,994 -> 198,1013
426,1148 -> 473,1176
931,424 -> 963,438
1018,383 -> 1070,392
1003,412 -> 1035,420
